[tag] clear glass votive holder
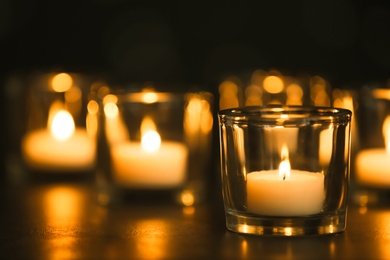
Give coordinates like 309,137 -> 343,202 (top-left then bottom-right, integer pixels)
90,85 -> 213,206
20,72 -> 96,179
353,87 -> 390,206
218,105 -> 352,236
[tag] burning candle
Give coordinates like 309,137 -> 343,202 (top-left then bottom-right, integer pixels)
110,116 -> 188,188
355,116 -> 390,188
246,145 -> 325,216
22,107 -> 95,172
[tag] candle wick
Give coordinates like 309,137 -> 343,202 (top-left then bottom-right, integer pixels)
283,174 -> 286,181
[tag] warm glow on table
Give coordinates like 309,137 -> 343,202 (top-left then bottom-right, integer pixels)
246,145 -> 324,216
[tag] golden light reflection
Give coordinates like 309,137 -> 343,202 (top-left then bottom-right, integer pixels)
43,186 -> 84,226
263,75 -> 284,94
49,237 -> 78,260
373,212 -> 390,258
182,206 -> 195,216
51,73 -> 73,92
240,240 -> 248,257
133,220 -> 169,259
42,186 -> 85,260
359,206 -> 368,214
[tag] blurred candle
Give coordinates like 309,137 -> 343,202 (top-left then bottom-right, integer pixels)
355,116 -> 390,188
22,106 -> 95,172
110,116 -> 188,188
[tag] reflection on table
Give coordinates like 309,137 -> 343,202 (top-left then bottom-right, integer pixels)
1,181 -> 390,259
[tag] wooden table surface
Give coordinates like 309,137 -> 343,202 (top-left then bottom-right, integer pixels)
1,179 -> 389,260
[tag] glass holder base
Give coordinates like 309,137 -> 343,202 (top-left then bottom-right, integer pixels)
225,211 -> 346,236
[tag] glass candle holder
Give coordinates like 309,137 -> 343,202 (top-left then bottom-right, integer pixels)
90,86 -> 213,206
354,87 -> 390,206
20,72 -> 96,178
218,105 -> 352,236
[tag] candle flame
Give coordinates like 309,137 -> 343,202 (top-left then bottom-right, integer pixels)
383,116 -> 390,153
279,144 -> 291,180
140,116 -> 161,152
50,110 -> 75,141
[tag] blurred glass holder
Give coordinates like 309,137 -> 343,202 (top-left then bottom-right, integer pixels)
218,106 -> 351,236
353,87 -> 390,206
89,86 -> 213,206
20,72 -> 96,180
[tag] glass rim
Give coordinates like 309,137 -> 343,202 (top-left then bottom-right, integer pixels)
218,105 -> 352,124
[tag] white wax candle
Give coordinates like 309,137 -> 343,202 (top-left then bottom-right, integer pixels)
355,149 -> 390,188
246,170 -> 325,216
111,141 -> 188,188
22,128 -> 95,172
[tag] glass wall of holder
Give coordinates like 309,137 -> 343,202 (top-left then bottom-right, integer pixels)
20,72 -> 96,178
218,106 -> 351,236
89,85 -> 213,206
354,87 -> 390,206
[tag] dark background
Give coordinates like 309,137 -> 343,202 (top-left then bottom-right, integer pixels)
1,0 -> 390,177
1,0 -> 390,87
